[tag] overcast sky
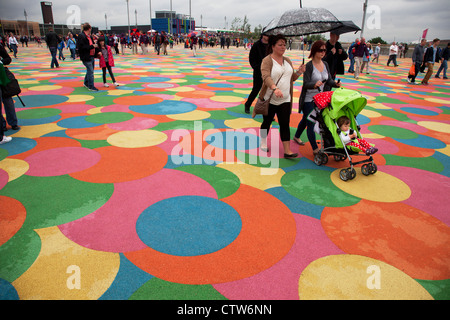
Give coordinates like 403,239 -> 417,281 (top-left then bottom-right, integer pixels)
1,0 -> 449,42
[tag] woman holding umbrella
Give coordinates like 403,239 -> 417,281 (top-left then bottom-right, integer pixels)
294,40 -> 341,153
258,34 -> 305,158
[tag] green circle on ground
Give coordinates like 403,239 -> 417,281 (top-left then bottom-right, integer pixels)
368,125 -> 419,140
16,108 -> 61,119
85,112 -> 134,124
281,169 -> 360,207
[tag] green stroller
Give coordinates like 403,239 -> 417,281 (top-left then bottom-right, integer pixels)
309,87 -> 377,181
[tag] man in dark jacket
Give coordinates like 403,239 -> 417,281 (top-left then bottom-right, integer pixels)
45,27 -> 61,68
244,33 -> 269,114
435,42 -> 449,79
407,38 -> 426,84
0,43 -> 18,144
323,32 -> 348,80
78,23 -> 99,91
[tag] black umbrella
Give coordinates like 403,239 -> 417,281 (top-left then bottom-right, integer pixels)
262,8 -> 344,37
330,21 -> 361,36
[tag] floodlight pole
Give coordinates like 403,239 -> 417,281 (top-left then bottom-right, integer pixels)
126,0 -> 131,36
361,0 -> 368,38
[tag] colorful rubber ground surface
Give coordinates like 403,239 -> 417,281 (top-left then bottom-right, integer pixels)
0,45 -> 449,300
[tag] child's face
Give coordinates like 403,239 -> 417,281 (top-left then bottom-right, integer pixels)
340,122 -> 350,131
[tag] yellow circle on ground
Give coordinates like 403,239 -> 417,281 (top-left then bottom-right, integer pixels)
298,255 -> 433,300
28,85 -> 63,91
437,145 -> 450,157
224,118 -> 261,129
12,123 -> 62,139
107,130 -> 167,148
217,162 -> 284,190
210,95 -> 245,103
368,102 -> 392,110
360,109 -> 382,118
417,121 -> 450,133
167,110 -> 210,121
12,227 -> 120,300
19,80 -> 40,85
87,107 -> 103,115
166,86 -> 195,92
65,95 -> 94,103
107,89 -> 135,96
0,159 -> 29,182
425,97 -> 450,104
168,79 -> 187,83
330,167 -> 411,202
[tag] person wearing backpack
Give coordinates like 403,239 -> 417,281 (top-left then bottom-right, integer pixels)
0,43 -> 19,135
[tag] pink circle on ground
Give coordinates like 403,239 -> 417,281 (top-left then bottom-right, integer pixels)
181,98 -> 237,109
213,214 -> 344,300
0,169 -> 9,190
379,120 -> 429,134
101,104 -> 131,113
364,138 -> 400,154
59,169 -> 218,252
25,147 -> 101,177
381,165 -> 450,226
107,117 -> 158,131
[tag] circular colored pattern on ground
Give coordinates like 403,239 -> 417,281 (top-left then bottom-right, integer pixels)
136,196 -> 242,256
1,45 -> 449,300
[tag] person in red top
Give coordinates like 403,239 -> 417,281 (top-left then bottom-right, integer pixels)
97,38 -> 119,87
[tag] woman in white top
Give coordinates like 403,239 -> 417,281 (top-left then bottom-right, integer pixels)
258,34 -> 305,158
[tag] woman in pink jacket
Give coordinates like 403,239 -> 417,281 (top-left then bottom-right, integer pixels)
98,38 -> 119,87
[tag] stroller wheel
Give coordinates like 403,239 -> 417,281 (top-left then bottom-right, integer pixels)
361,164 -> 370,176
370,163 -> 378,174
314,153 -> 324,166
321,154 -> 328,165
339,168 -> 349,181
334,155 -> 345,162
348,168 -> 356,180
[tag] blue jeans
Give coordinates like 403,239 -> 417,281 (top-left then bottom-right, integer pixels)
1,91 -> 17,129
49,47 -> 59,68
436,59 -> 448,78
295,101 -> 318,151
83,58 -> 95,89
348,57 -> 355,73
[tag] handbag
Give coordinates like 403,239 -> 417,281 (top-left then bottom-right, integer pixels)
408,63 -> 416,76
252,72 -> 284,118
1,67 -> 21,98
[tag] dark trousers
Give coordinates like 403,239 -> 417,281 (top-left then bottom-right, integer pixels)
49,47 -> 59,68
102,63 -> 116,83
295,101 -> 318,150
260,102 -> 292,142
408,62 -> 422,82
246,70 -> 263,109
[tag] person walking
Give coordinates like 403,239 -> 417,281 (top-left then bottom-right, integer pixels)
435,42 -> 449,79
407,38 -> 427,84
45,28 -> 61,68
295,40 -> 341,154
387,41 -> 399,66
323,32 -> 348,80
8,33 -> 18,59
360,42 -> 373,74
244,33 -> 269,114
0,43 -> 20,133
67,33 -> 77,60
372,43 -> 381,63
347,38 -> 358,73
257,34 -> 305,158
57,35 -> 66,61
97,38 -> 119,88
422,38 -> 440,85
353,37 -> 370,79
78,23 -> 100,91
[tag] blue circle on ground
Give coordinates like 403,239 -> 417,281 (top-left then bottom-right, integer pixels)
356,113 -> 371,125
137,76 -> 171,83
206,131 -> 259,151
0,279 -> 19,300
57,116 -> 103,129
400,107 -> 439,116
130,100 -> 197,115
207,83 -> 234,88
136,196 -> 242,256
0,137 -> 37,156
13,95 -> 68,108
19,115 -> 62,126
394,135 -> 447,149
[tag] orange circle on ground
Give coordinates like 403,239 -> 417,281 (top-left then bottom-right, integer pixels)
176,89 -> 215,99
10,137 -> 82,160
70,146 -> 167,183
124,184 -> 296,284
321,200 -> 450,280
113,95 -> 163,106
0,196 -> 27,246
65,125 -> 119,141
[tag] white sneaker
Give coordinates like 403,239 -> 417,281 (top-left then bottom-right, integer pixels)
113,82 -> 119,86
0,136 -> 12,144
104,83 -> 110,87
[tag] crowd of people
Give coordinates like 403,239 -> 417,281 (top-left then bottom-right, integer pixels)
0,26 -> 448,147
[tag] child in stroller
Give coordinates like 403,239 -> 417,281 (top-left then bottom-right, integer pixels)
337,116 -> 378,156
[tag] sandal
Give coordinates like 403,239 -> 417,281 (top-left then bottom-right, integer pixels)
293,137 -> 305,145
